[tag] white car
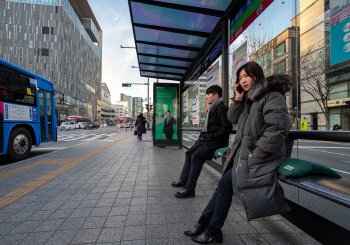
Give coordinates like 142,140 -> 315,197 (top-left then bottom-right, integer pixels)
101,123 -> 107,128
60,122 -> 76,131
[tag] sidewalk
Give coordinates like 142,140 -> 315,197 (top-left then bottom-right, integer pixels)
0,131 -> 321,245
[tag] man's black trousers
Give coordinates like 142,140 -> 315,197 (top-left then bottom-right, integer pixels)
180,149 -> 206,191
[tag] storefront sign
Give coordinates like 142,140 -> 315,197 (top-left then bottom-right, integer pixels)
330,0 -> 350,65
327,98 -> 350,107
230,0 -> 275,44
206,62 -> 220,87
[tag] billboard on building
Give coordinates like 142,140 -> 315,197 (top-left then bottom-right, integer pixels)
153,83 -> 179,146
330,0 -> 350,65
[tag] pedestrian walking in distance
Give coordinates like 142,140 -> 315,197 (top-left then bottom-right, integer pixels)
135,113 -> 147,141
171,85 -> 232,198
185,61 -> 293,244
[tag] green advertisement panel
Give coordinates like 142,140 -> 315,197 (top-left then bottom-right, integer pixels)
153,84 -> 179,146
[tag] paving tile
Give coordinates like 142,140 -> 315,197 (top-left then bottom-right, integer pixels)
0,222 -> 21,236
146,225 -> 169,239
110,206 -> 129,216
81,216 -> 107,229
126,214 -> 147,226
95,198 -> 115,207
122,226 -> 146,241
69,208 -> 93,218
129,205 -> 147,215
19,231 -> 54,245
44,230 -> 78,245
34,219 -> 65,232
96,227 -> 124,243
262,233 -> 294,245
48,209 -> 74,219
5,212 -> 34,222
229,221 -> 257,235
71,228 -> 101,244
0,233 -> 28,245
57,217 -> 86,230
122,240 -> 145,245
104,215 -> 127,227
239,234 -> 270,245
146,238 -> 171,245
9,220 -> 43,234
146,213 -> 167,225
90,207 -> 112,217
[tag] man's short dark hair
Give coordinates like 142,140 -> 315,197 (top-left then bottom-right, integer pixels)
206,85 -> 222,98
167,111 -> 171,113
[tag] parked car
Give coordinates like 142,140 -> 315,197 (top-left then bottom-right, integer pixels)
93,122 -> 101,128
101,123 -> 107,128
60,122 -> 76,131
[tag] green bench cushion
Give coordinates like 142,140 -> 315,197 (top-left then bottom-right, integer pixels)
278,157 -> 342,179
213,147 -> 231,159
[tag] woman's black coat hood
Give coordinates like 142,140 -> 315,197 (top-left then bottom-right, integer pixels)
247,74 -> 293,102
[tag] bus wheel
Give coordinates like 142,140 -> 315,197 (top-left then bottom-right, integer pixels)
8,128 -> 32,161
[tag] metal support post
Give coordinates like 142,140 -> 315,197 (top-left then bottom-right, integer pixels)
147,78 -> 150,122
222,18 -> 230,106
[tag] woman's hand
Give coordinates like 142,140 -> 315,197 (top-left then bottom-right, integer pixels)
234,83 -> 244,100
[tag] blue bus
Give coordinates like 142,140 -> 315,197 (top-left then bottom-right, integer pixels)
0,58 -> 57,161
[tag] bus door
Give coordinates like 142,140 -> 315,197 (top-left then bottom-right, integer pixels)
39,89 -> 54,143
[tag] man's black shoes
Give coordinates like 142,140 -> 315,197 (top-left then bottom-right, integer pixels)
175,189 -> 195,198
171,179 -> 186,187
184,223 -> 207,237
191,229 -> 223,244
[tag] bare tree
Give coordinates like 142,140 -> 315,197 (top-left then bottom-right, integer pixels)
300,46 -> 346,130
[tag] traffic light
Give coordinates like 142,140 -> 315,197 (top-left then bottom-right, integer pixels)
145,104 -> 149,111
122,83 -> 131,87
345,101 -> 350,109
150,105 -> 153,111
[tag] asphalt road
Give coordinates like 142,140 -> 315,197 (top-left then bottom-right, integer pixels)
0,126 -> 125,165
183,131 -> 350,182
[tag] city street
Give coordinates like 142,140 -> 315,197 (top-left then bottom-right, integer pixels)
183,132 -> 350,182
0,126 -> 131,166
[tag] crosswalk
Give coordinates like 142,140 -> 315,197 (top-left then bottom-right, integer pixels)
182,133 -> 235,142
57,133 -> 115,142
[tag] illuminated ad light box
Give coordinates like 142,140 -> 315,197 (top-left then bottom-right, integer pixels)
153,83 -> 179,147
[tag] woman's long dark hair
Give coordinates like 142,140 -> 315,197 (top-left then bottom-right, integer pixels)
235,61 -> 265,85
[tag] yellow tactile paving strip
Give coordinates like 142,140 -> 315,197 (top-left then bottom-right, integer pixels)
0,134 -> 130,211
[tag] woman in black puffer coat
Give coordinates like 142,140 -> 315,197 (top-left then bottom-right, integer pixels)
185,62 -> 293,244
135,113 -> 147,140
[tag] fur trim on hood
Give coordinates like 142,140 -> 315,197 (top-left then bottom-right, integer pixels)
246,74 -> 293,102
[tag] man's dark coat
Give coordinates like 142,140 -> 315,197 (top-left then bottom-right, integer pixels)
163,117 -> 176,137
135,116 -> 147,134
187,101 -> 232,161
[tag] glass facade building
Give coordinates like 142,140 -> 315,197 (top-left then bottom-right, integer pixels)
0,0 -> 103,123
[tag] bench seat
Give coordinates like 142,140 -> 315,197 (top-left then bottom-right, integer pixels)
279,175 -> 350,208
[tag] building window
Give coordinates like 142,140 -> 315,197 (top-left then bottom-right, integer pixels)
24,33 -> 27,40
48,20 -> 50,27
274,60 -> 286,74
30,40 -> 33,48
52,63 -> 55,71
7,1 -> 10,9
33,4 -> 35,11
36,26 -> 38,34
23,3 -> 26,10
20,48 -> 23,62
3,9 -> 5,17
28,18 -> 31,26
29,63 -> 32,71
19,25 -> 21,32
13,25 -> 15,33
44,34 -> 46,41
275,42 -> 286,58
50,13 -> 53,20
39,19 -> 41,26
9,17 -> 11,24
55,35 -> 57,42
5,23 -> 8,32
10,47 -> 13,54
51,42 -> 53,49
9,32 -> 11,39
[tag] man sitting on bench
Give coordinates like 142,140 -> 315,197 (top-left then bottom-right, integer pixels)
171,85 -> 232,198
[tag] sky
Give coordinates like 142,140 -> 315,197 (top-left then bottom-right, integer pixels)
87,0 -> 162,104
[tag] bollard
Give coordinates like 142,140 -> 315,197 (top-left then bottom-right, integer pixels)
147,122 -> 149,130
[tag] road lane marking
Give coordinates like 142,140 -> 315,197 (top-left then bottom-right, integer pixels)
331,168 -> 350,175
298,148 -> 350,157
295,146 -> 350,149
0,134 -> 130,211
